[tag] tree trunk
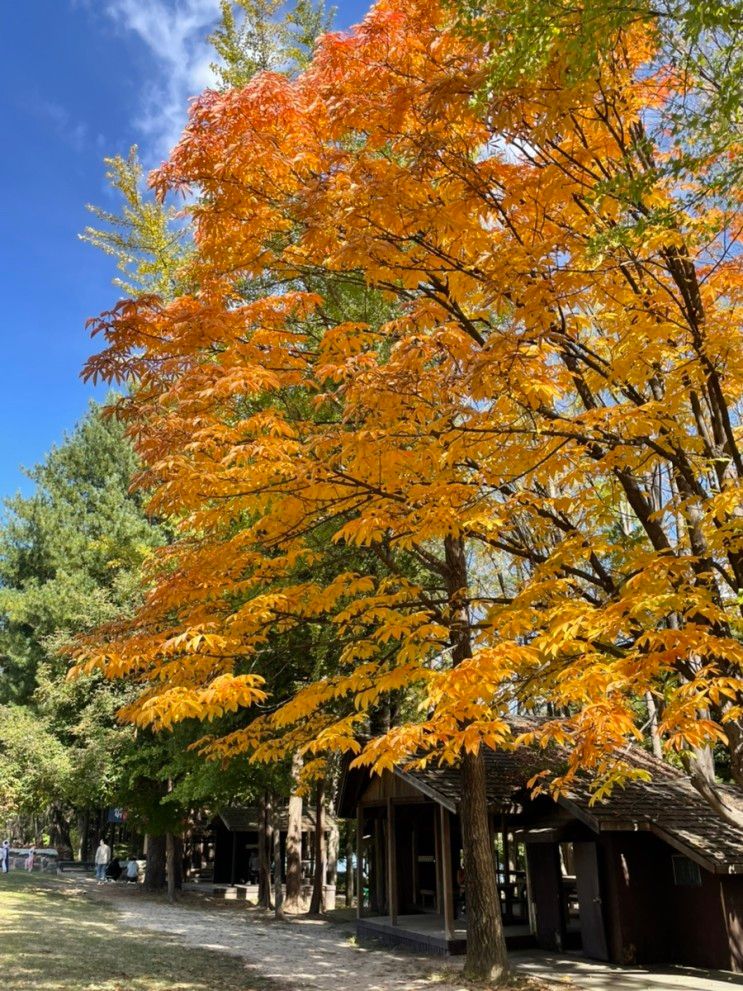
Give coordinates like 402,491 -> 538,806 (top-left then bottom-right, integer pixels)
144,833 -> 167,891
327,821 -> 339,891
645,691 -> 663,760
685,722 -> 743,830
725,720 -> 743,789
258,793 -> 273,909
285,753 -> 303,911
273,800 -> 285,920
445,534 -> 509,983
78,811 -> 89,861
461,750 -> 509,982
51,806 -> 74,859
166,832 -> 177,902
309,779 -> 326,914
174,833 -> 184,890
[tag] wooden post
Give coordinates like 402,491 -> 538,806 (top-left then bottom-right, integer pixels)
386,799 -> 397,925
345,825 -> 355,907
373,818 -> 385,913
356,806 -> 363,919
440,806 -> 454,940
411,826 -> 418,907
502,820 -> 511,922
434,806 -> 443,914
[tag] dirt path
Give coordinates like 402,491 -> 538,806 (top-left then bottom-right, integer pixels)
83,883 -> 743,991
106,893 -> 474,991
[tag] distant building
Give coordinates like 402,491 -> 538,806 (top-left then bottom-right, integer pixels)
212,805 -> 338,893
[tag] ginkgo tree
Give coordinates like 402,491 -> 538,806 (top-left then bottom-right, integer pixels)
76,0 -> 742,980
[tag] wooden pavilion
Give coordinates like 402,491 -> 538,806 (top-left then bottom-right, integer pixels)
337,743 -> 743,970
212,805 -> 338,889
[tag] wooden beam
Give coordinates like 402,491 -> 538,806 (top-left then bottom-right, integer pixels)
373,818 -> 385,913
386,798 -> 398,925
356,805 -> 363,919
433,806 -> 443,914
439,805 -> 454,940
411,825 -> 418,907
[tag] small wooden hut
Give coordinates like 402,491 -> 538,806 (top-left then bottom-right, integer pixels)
337,744 -> 743,970
212,805 -> 338,890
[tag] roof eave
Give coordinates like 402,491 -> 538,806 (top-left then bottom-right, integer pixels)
394,768 -> 457,813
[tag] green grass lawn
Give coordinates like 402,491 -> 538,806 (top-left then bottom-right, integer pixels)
0,872 -> 276,991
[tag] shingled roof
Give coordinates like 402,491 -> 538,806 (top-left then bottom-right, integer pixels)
218,806 -> 337,833
338,742 -> 743,874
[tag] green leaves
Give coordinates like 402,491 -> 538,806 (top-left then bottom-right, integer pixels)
208,0 -> 335,89
0,404 -> 164,827
80,147 -> 188,298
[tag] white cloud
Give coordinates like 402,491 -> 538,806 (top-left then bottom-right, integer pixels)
34,99 -> 92,154
104,0 -> 222,161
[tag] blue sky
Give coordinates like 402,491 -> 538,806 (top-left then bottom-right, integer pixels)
0,0 -> 370,498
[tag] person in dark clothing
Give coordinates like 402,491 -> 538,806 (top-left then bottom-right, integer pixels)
105,858 -> 122,882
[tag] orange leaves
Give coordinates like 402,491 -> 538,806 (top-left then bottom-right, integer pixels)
119,674 -> 267,731
74,0 -> 743,801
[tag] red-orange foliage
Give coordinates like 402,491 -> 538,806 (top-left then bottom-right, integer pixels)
77,0 -> 743,803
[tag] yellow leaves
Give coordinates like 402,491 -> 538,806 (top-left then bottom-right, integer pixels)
332,516 -> 389,548
664,717 -> 728,753
354,663 -> 427,711
73,0 -> 743,797
302,716 -> 364,758
120,673 -> 267,731
588,768 -> 652,806
160,627 -> 226,657
660,670 -> 743,753
708,486 -> 743,524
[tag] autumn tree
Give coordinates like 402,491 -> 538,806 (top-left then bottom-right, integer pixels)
76,0 -> 742,980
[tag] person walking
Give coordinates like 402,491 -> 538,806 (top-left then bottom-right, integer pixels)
25,845 -> 35,872
0,840 -> 9,874
94,838 -> 111,883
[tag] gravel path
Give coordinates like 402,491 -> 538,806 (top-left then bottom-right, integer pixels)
90,885 -> 742,991
108,896 -> 472,991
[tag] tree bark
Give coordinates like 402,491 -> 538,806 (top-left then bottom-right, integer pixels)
166,831 -> 176,903
50,806 -> 73,859
258,793 -> 273,909
444,534 -> 509,983
684,726 -> 743,830
285,753 -> 303,911
309,779 -> 326,914
174,833 -> 184,890
645,691 -> 663,760
273,800 -> 285,919
144,833 -> 167,891
461,750 -> 509,982
327,821 -> 339,891
78,811 -> 89,861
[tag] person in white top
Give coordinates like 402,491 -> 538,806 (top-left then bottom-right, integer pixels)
0,840 -> 9,874
94,839 -> 111,883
